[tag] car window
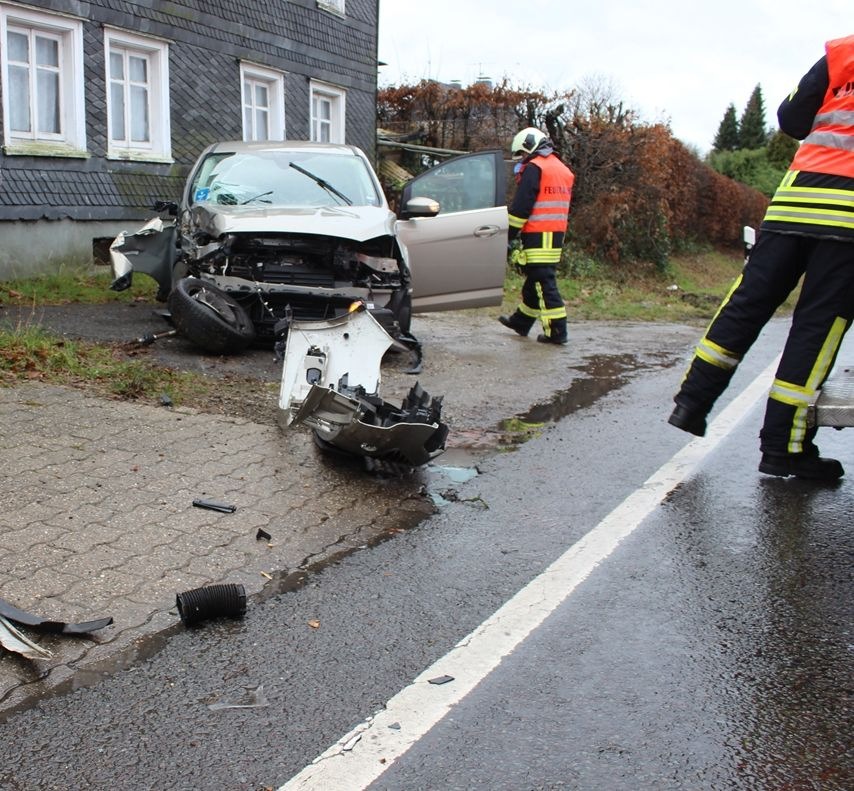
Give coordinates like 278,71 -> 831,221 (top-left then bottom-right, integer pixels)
407,153 -> 498,213
188,150 -> 382,208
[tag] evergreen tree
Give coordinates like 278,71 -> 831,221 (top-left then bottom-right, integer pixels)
766,129 -> 799,169
712,103 -> 740,151
739,85 -> 767,149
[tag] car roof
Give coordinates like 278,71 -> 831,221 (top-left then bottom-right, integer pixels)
203,140 -> 367,158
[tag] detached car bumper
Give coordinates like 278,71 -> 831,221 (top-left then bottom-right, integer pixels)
278,308 -> 447,470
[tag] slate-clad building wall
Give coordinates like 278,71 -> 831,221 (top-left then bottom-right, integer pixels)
0,0 -> 379,275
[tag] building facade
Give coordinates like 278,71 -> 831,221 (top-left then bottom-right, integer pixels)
0,0 -> 379,276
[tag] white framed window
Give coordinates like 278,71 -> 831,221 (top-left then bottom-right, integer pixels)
317,0 -> 345,16
0,3 -> 86,155
104,28 -> 171,162
310,80 -> 346,144
240,62 -> 285,142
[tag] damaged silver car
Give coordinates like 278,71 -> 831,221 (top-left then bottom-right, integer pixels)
110,140 -> 508,354
278,304 -> 447,472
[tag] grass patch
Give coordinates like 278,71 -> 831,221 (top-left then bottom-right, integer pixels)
500,246 -> 797,324
1,324 -> 199,404
498,416 -> 545,439
0,266 -> 158,306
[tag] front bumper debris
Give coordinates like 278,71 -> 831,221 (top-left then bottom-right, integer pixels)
278,307 -> 447,470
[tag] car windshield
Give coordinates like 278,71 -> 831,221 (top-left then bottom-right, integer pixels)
188,149 -> 382,208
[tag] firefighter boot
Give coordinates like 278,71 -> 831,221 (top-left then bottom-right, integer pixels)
536,333 -> 568,345
667,404 -> 708,437
498,313 -> 533,337
536,318 -> 568,345
758,451 -> 844,481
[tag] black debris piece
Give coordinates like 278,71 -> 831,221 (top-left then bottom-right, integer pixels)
193,499 -> 237,513
256,528 -> 272,541
427,674 -> 454,685
0,596 -> 113,634
176,583 -> 247,626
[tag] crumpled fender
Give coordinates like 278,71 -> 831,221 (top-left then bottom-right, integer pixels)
109,216 -> 177,297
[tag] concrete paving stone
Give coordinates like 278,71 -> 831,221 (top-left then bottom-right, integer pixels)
54,542 -> 128,575
41,500 -> 115,527
39,484 -> 110,510
132,458 -> 192,480
107,522 -> 184,555
26,468 -> 103,494
260,503 -> 349,535
61,573 -> 147,615
163,527 -> 239,557
0,520 -> 67,548
146,507 -> 225,536
185,547 -> 254,579
4,542 -> 73,576
1,450 -> 62,476
0,576 -> 82,617
104,502 -> 187,533
224,455 -> 284,479
69,566 -> 148,599
194,476 -> 258,499
215,508 -> 273,534
87,479 -> 176,509
48,521 -> 125,553
115,580 -> 179,611
0,525 -> 35,552
229,472 -> 296,498
120,546 -> 194,578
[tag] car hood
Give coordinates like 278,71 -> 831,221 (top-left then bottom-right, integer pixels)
188,203 -> 397,241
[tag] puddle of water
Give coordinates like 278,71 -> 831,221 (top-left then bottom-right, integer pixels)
504,353 -> 636,429
424,460 -> 480,506
439,466 -> 478,484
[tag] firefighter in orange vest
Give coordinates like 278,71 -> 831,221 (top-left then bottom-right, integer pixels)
499,128 -> 575,345
668,34 -> 854,480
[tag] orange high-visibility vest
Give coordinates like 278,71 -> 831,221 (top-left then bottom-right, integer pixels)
521,155 -> 575,234
789,34 -> 854,179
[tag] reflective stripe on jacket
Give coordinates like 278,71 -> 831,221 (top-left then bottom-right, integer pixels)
762,34 -> 854,238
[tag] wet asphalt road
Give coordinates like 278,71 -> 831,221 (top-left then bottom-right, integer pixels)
0,318 -> 851,790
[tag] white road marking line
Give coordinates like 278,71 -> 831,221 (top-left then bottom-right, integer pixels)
279,356 -> 781,791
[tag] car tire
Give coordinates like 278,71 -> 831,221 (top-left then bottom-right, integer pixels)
167,277 -> 255,354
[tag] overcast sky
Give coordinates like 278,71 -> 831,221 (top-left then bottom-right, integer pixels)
377,1 -> 851,153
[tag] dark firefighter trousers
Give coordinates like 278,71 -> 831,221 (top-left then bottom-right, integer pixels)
675,231 -> 854,455
512,264 -> 568,339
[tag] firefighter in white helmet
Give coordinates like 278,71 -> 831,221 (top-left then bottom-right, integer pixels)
498,127 -> 575,344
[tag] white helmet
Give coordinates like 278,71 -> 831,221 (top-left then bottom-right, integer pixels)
511,127 -> 547,159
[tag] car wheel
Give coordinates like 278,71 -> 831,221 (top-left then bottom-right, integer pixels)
167,277 -> 255,354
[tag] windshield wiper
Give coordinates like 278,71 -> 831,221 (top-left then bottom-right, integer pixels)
241,190 -> 274,205
289,162 -> 353,205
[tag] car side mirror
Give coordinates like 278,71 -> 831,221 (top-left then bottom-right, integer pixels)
401,196 -> 440,219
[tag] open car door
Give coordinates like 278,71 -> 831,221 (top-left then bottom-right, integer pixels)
395,150 -> 507,313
